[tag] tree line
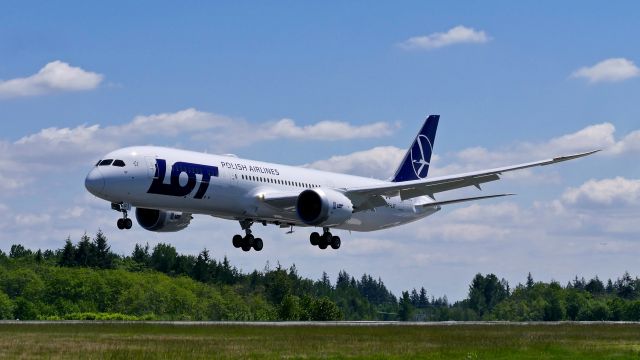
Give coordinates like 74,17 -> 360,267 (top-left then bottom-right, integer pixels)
400,272 -> 640,321
0,231 -> 393,320
1,231 -> 639,321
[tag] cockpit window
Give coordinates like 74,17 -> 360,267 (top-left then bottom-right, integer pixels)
99,159 -> 113,166
95,160 -> 101,166
113,160 -> 126,167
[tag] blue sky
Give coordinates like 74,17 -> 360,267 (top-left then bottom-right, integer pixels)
0,1 -> 639,300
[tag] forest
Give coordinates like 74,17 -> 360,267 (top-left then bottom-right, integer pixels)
1,230 -> 639,321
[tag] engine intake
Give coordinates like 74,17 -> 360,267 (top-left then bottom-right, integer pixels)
135,208 -> 191,232
296,189 -> 353,226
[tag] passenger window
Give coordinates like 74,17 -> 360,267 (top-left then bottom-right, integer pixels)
113,160 -> 126,167
99,159 -> 113,166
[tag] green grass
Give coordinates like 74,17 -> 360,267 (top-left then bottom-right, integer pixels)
0,322 -> 639,359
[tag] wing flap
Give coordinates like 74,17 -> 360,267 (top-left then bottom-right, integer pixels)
399,173 -> 501,200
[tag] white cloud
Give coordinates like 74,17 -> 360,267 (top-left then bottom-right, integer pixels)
302,121 -> 640,182
342,238 -> 397,256
132,110 -> 397,148
571,58 -> 639,83
449,202 -> 524,224
546,123 -> 616,153
0,109 -> 397,190
15,213 -> 51,226
608,129 -> 640,155
0,61 -> 103,98
117,108 -> 234,136
306,146 -> 407,178
430,122 -> 630,179
398,25 -> 490,50
562,177 -> 640,206
426,223 -> 510,242
12,124 -> 116,168
264,119 -> 394,140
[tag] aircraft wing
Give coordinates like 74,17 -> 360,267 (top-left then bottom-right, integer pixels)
343,149 -> 599,212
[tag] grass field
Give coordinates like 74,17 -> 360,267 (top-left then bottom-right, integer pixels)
0,322 -> 639,359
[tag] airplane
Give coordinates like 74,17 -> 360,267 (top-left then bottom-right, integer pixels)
84,115 -> 598,252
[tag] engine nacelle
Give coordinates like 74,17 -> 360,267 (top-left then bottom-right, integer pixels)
296,188 -> 353,226
135,208 -> 192,232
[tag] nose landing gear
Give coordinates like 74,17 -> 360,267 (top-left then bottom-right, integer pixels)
310,228 -> 340,250
112,202 -> 132,230
232,220 -> 263,252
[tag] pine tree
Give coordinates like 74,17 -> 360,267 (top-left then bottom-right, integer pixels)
321,272 -> 332,288
526,272 -> 534,289
336,270 -> 351,289
398,291 -> 414,321
410,288 -> 420,307
93,230 -> 113,269
585,276 -> 604,295
192,249 -> 211,282
75,233 -> 92,267
59,237 -> 76,267
606,279 -> 614,294
418,287 -> 429,308
132,243 -> 150,265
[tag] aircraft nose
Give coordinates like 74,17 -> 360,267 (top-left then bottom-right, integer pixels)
85,168 -> 105,195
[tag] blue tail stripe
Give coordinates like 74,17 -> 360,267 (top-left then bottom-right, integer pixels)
391,115 -> 439,182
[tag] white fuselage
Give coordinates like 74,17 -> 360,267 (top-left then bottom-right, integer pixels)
85,146 -> 440,232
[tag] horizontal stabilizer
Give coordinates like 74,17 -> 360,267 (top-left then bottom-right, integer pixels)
418,193 -> 515,207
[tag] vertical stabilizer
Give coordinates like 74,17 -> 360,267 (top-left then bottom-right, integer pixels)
390,115 -> 439,182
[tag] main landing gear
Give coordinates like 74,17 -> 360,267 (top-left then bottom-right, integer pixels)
112,202 -> 132,230
309,228 -> 341,250
232,220 -> 263,252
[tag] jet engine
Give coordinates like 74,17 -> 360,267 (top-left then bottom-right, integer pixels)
296,188 -> 353,226
135,208 -> 192,232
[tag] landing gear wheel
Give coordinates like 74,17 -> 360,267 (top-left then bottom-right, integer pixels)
241,234 -> 254,251
310,232 -> 320,246
124,218 -> 132,229
117,218 -> 125,230
253,238 -> 263,251
330,236 -> 341,249
232,234 -> 243,248
319,234 -> 330,250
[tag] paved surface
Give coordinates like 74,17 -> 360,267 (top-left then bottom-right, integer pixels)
1,321 -> 639,326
